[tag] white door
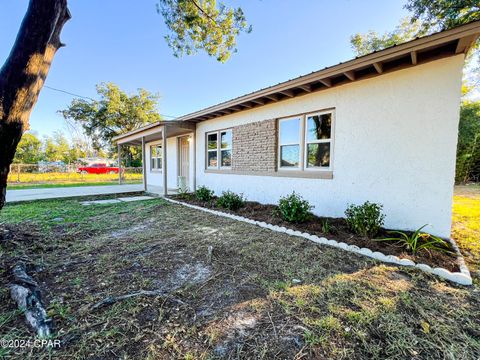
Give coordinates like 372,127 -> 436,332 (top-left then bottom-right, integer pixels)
178,136 -> 190,187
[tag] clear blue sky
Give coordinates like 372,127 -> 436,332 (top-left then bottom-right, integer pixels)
0,0 -> 408,139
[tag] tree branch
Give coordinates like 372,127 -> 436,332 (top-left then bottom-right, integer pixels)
189,0 -> 222,29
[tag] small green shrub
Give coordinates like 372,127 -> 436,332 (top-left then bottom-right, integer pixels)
345,201 -> 385,237
376,224 -> 452,255
216,191 -> 245,210
277,192 -> 313,223
195,186 -> 214,202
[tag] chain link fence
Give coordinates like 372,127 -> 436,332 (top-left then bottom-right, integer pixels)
8,164 -> 143,185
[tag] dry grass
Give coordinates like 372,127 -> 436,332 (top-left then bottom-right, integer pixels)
7,172 -> 142,186
0,191 -> 479,359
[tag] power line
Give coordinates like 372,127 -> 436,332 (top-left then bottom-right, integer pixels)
44,85 -> 95,101
43,85 -> 178,119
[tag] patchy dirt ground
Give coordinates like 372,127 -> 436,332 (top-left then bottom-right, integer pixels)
1,196 -> 480,359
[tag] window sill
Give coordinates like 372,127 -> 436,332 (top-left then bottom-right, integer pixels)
204,169 -> 333,179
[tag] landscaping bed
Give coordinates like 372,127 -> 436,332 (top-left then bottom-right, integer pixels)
169,194 -> 459,272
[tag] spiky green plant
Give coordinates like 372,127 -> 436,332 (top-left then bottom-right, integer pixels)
376,224 -> 452,255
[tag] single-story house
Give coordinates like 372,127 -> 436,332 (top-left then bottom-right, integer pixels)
113,21 -> 480,238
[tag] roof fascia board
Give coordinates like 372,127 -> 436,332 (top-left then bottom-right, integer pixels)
116,125 -> 164,144
176,23 -> 480,122
113,120 -> 196,142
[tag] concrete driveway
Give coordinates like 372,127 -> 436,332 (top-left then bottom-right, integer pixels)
6,184 -> 144,203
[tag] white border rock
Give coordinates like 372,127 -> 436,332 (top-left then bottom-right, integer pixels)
164,198 -> 472,286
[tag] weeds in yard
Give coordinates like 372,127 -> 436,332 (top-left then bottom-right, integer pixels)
48,301 -> 73,322
303,330 -> 324,346
321,219 -> 330,233
0,309 -> 22,328
71,277 -> 82,288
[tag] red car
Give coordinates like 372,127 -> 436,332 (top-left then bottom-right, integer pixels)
77,163 -> 119,174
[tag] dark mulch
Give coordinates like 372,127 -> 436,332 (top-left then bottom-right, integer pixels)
169,195 -> 459,272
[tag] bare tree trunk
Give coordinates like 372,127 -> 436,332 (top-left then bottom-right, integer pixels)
0,0 -> 71,209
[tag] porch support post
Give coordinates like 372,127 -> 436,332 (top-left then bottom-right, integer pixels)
141,136 -> 146,191
117,143 -> 122,185
192,130 -> 196,191
162,126 -> 168,196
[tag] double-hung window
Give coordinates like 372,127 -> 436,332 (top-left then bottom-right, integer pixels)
305,112 -> 332,168
150,144 -> 162,171
278,117 -> 301,168
206,129 -> 232,169
278,110 -> 334,171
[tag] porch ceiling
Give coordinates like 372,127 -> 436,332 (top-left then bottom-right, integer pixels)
114,121 -> 196,146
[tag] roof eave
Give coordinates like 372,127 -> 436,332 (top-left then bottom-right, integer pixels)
176,21 -> 480,123
113,120 -> 196,143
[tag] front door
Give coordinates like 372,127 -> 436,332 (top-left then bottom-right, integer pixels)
178,136 -> 190,187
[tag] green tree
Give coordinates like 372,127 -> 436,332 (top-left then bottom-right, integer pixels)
67,138 -> 88,164
61,83 -> 162,166
0,0 -> 251,209
61,83 -> 161,152
350,0 -> 480,51
42,131 -> 86,164
43,131 -> 69,162
43,137 -> 59,162
457,101 -> 480,182
405,0 -> 480,31
158,0 -> 251,62
350,17 -> 426,56
13,132 -> 43,164
350,0 -> 480,55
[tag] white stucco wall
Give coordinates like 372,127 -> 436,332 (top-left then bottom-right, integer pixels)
194,56 -> 464,237
145,134 -> 195,193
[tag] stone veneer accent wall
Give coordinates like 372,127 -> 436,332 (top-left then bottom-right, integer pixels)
232,119 -> 277,172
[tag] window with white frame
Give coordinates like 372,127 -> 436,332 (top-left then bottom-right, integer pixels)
150,144 -> 162,171
305,112 -> 332,168
278,110 -> 334,171
206,129 -> 232,169
278,117 -> 301,168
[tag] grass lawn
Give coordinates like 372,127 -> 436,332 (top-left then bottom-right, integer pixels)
0,188 -> 479,359
452,184 -> 480,278
7,180 -> 142,190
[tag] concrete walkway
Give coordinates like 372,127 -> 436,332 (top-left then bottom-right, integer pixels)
6,184 -> 144,203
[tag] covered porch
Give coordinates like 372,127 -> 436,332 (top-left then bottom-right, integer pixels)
113,120 -> 197,196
